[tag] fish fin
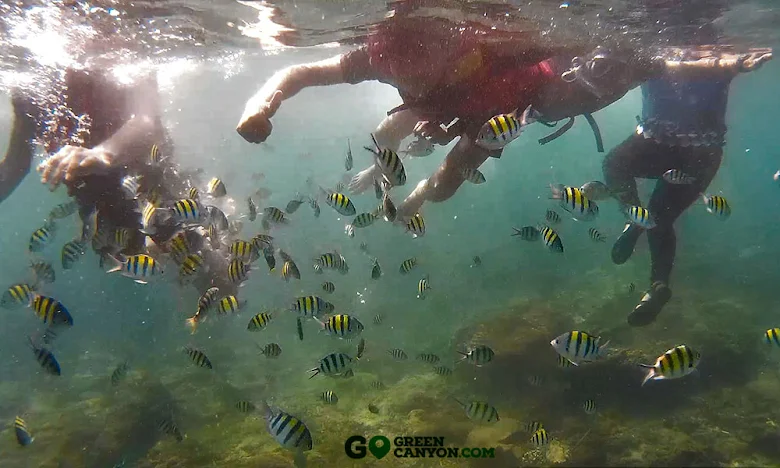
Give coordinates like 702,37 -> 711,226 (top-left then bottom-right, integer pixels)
134,279 -> 148,285
105,254 -> 124,273
549,183 -> 563,200
519,104 -> 536,126
185,317 -> 199,334
640,367 -> 656,386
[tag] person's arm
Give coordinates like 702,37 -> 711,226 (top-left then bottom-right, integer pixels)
39,72 -> 165,189
237,49 -> 377,144
0,93 -> 37,203
660,47 -> 772,79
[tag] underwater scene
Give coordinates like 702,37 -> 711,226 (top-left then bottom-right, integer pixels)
1,0 -> 780,466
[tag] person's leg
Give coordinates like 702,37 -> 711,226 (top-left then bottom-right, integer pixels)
628,145 -> 723,326
395,133 -> 492,221
602,134 -> 663,264
349,109 -> 419,194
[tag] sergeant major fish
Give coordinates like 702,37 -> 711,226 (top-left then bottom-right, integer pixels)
550,331 -> 609,366
207,177 -> 227,198
106,254 -> 163,284
663,169 -> 696,185
320,188 -> 356,216
623,205 -> 656,229
550,184 -> 599,221
540,226 -> 564,253
475,105 -> 535,151
309,352 -> 354,378
639,345 -> 701,386
364,133 -> 406,187
701,194 -> 731,220
461,168 -> 486,184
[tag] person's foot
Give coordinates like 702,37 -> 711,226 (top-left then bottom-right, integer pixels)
628,281 -> 672,326
611,223 -> 643,264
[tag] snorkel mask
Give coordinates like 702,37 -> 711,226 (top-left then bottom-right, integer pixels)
560,47 -> 618,99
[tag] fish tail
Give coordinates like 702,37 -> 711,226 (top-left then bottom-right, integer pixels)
639,365 -> 655,387
185,316 -> 199,334
308,368 -> 320,379
549,184 -> 563,200
105,254 -> 124,273
519,104 -> 537,126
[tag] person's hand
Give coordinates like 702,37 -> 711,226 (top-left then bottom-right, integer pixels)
38,145 -> 114,190
236,90 -> 283,144
413,121 -> 450,145
739,50 -> 773,72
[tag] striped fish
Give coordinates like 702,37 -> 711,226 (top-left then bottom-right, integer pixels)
228,259 -> 251,284
198,287 -> 220,313
406,213 -> 426,237
49,200 -> 78,219
458,345 -> 495,366
309,352 -> 354,378
107,254 -> 162,284
371,259 -> 382,279
121,175 -> 141,200
247,197 -> 257,221
61,240 -> 87,269
207,177 -> 227,198
433,366 -> 453,376
345,139 -> 353,170
140,201 -> 159,234
399,257 -> 417,274
265,409 -> 313,450
29,226 -> 54,252
640,345 -> 700,386
236,401 -> 256,413
262,247 -> 276,272
766,328 -> 780,346
550,184 -> 599,221
252,234 -> 274,251
461,168 -> 486,184
259,343 -> 282,358
188,187 -> 200,200
317,252 -> 349,273
183,346 -> 213,369
540,226 -> 564,253
546,209 -> 561,224
30,261 -> 55,284
178,253 -> 204,281
582,399 -> 596,414
29,337 -> 61,375
218,295 -> 245,315
207,205 -> 230,231
475,105 -> 535,150
248,312 -> 273,331
320,314 -> 364,339
373,314 -> 382,325
285,197 -> 306,214
351,212 -> 377,228
416,353 -> 440,364
455,399 -> 499,422
417,276 -> 431,299
14,416 -> 33,446
321,390 -> 339,404
170,199 -> 204,223
296,316 -> 304,341
624,205 -> 656,229
149,143 -> 163,164
702,194 -> 731,220
309,197 -> 321,218
111,361 -> 130,386
662,169 -> 695,185
557,354 -> 575,369
291,296 -> 333,317
321,189 -> 356,216
364,133 -> 406,186
345,223 -> 355,238
321,281 -> 335,294
229,240 -> 259,262
531,428 -> 549,447
263,207 -> 288,225
525,421 -> 544,433
282,260 -> 301,281
31,295 -> 73,327
588,227 -> 606,242
511,226 -> 540,241
388,348 -> 408,360
550,331 -> 608,366
1,283 -> 35,309
157,417 -> 183,441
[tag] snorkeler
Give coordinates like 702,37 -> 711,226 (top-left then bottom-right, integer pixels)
236,10 -> 657,218
0,67 -> 237,295
603,46 -> 772,326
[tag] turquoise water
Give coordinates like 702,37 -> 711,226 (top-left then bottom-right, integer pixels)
1,3 -> 780,466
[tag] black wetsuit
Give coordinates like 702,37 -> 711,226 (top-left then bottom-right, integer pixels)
602,76 -> 730,284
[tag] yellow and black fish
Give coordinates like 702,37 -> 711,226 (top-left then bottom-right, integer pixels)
291,296 -> 334,317
512,226 -> 540,241
252,233 -> 274,251
29,225 -> 54,253
321,390 -> 339,404
106,254 -> 163,284
321,189 -> 356,216
263,207 -> 288,225
321,281 -> 335,294
309,352 -> 354,378
399,257 -> 417,274
207,177 -> 227,198
178,253 -> 205,281
702,194 -> 731,220
461,168 -> 486,184
623,205 -> 656,229
248,312 -> 273,331
218,295 -> 245,315
545,209 -> 561,224
588,227 -> 606,242
352,212 -> 377,228
550,184 -> 599,221
31,295 -> 73,327
475,106 -> 535,150
531,428 -> 549,447
417,276 -> 431,299
540,226 -> 564,253
61,239 -> 87,269
188,186 -> 200,200
266,410 -> 313,450
149,143 -> 164,164
1,283 -> 35,309
229,240 -> 259,263
259,343 -> 282,358
14,416 -> 33,446
29,337 -> 61,375
364,133 -> 407,186
236,401 -> 256,413
406,213 -> 425,237
320,314 -> 364,339
228,259 -> 251,284
766,328 -> 780,346
458,345 -> 494,366
639,345 -> 701,386
281,260 -> 301,281
168,231 -> 191,263
183,346 -> 213,369
455,399 -> 499,422
583,399 -> 596,414
170,198 -> 204,223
